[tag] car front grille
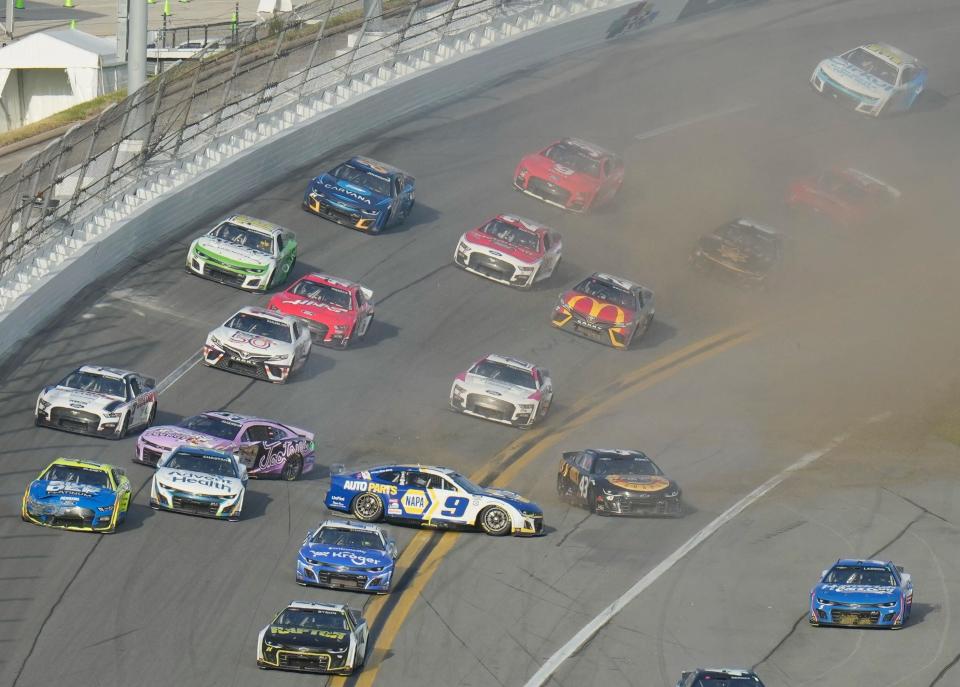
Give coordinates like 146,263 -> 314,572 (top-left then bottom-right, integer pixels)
203,264 -> 247,286
316,571 -> 368,589
211,346 -> 273,380
50,408 -> 101,432
527,177 -> 571,206
832,610 -> 881,625
139,443 -> 164,466
171,496 -> 220,516
467,254 -> 516,281
312,197 -> 364,227
465,394 -> 515,421
279,652 -> 331,672
51,514 -> 96,527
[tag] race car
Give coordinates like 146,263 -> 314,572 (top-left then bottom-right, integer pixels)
257,601 -> 368,676
809,558 -> 913,628
691,219 -> 783,287
454,214 -> 562,289
557,449 -> 682,516
810,43 -> 927,117
150,446 -> 247,520
676,669 -> 766,686
136,411 -> 315,481
297,519 -> 398,593
302,156 -> 415,233
185,215 -> 297,291
551,272 -> 654,349
21,458 -> 131,533
203,306 -> 312,383
514,138 -> 624,212
449,354 -> 553,428
35,365 -> 158,439
325,464 -> 543,536
267,273 -> 375,348
788,168 -> 901,226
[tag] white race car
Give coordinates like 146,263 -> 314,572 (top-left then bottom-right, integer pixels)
35,365 -> 158,439
454,214 -> 562,289
150,446 -> 247,520
203,306 -> 312,383
449,354 -> 553,428
811,43 -> 927,117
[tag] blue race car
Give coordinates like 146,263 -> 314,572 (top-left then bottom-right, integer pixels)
325,464 -> 544,536
21,457 -> 131,533
302,156 -> 415,234
297,519 -> 398,593
810,558 -> 913,628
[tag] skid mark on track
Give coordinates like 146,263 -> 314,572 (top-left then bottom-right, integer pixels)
420,594 -> 506,687
553,511 -> 591,548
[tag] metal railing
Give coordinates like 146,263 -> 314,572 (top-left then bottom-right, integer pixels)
0,0 -> 510,279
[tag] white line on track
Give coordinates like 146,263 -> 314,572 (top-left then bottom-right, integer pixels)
634,104 -> 755,141
522,412 -> 891,687
155,352 -> 202,395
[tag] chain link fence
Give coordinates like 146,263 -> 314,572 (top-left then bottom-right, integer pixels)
0,0 -> 509,280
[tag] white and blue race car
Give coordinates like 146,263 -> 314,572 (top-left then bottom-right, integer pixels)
297,519 -> 398,593
811,43 -> 926,117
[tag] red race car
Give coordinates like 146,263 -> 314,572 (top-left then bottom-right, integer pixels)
514,138 -> 624,212
551,272 -> 654,350
454,214 -> 563,289
267,273 -> 375,348
788,168 -> 900,226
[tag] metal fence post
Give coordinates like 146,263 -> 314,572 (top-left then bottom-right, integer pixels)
392,0 -> 423,60
66,109 -> 109,221
101,103 -> 134,200
254,28 -> 287,117
15,167 -> 42,261
439,0 -> 463,40
171,62 -> 204,159
138,74 -> 168,163
297,0 -> 338,98
211,47 -> 244,136
36,139 -> 69,231
342,3 -> 379,79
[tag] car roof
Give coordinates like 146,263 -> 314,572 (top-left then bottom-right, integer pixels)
559,137 -> 614,158
223,214 -> 287,236
695,668 -> 758,677
861,42 -> 920,67
731,218 -> 779,236
482,353 -> 537,371
77,365 -> 133,379
169,445 -> 235,459
287,600 -> 349,612
347,156 -> 408,177
369,464 -> 457,475
493,213 -> 550,234
47,457 -> 113,471
317,518 -> 385,534
204,410 -> 261,424
234,305 -> 297,325
834,558 -> 892,568
298,272 -> 359,290
587,449 -> 648,459
590,272 -> 641,292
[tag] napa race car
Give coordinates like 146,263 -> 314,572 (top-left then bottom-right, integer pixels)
692,219 -> 783,287
297,519 -> 398,593
35,365 -> 158,439
454,214 -> 562,289
557,449 -> 681,516
21,458 -> 131,533
449,354 -> 553,428
551,272 -> 654,349
303,156 -> 415,233
788,168 -> 900,226
137,411 -> 315,480
150,446 -> 247,520
809,559 -> 913,628
186,215 -> 297,291
514,138 -> 624,212
325,465 -> 543,536
257,601 -> 368,676
811,43 -> 926,117
676,669 -> 766,686
203,306 -> 312,383
268,273 -> 375,348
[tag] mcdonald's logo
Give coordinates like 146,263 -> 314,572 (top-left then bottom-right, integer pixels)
565,295 -> 628,324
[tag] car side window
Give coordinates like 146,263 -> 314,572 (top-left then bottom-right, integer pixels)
243,425 -> 271,442
355,290 -> 365,307
577,453 -> 593,472
435,477 -> 457,491
110,469 -> 122,487
377,470 -> 401,484
601,159 -> 611,177
542,234 -> 551,251
128,377 -> 141,397
292,322 -> 302,340
276,235 -> 284,253
407,471 -> 433,489
393,176 -> 403,197
635,290 -> 644,309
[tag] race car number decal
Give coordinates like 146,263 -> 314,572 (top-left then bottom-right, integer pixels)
440,496 -> 469,518
579,476 -> 589,499
229,331 -> 273,349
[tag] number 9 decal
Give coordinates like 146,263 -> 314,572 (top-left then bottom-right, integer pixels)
440,496 -> 469,518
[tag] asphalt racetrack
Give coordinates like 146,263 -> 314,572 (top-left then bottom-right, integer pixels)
3,0 -> 960,685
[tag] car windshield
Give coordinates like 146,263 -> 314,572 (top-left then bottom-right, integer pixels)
470,360 -> 537,390
717,223 -> 779,250
477,219 -> 540,251
179,415 -> 242,441
447,471 -> 485,495
824,565 -> 896,586
594,454 -> 659,476
313,527 -> 385,550
274,608 -> 349,632
841,47 -> 898,85
225,313 -> 292,343
543,141 -> 602,176
691,675 -> 763,687
574,277 -> 634,308
209,221 -> 274,255
43,464 -> 110,488
165,451 -> 238,478
290,279 -> 353,310
60,371 -> 127,399
330,163 -> 392,197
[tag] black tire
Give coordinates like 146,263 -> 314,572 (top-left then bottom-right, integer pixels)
114,413 -> 130,440
556,474 -> 568,499
281,455 -> 303,482
146,402 -> 157,428
587,486 -> 598,514
358,315 -> 373,341
478,505 -> 511,536
352,493 -> 384,522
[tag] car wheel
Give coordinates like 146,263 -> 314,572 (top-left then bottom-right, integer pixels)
114,413 -> 130,440
352,493 -> 384,522
587,485 -> 598,514
281,455 -> 303,482
478,505 -> 511,536
539,395 -> 552,420
358,315 -> 373,341
147,403 -> 157,428
556,474 -> 568,499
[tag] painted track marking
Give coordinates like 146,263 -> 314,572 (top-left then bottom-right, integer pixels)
155,352 -> 202,395
634,104 -> 755,141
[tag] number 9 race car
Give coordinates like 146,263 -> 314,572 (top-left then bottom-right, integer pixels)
325,465 -> 544,536
21,458 -> 131,533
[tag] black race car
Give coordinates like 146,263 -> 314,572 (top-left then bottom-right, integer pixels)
691,218 -> 783,287
257,601 -> 368,676
676,668 -> 766,687
557,449 -> 682,516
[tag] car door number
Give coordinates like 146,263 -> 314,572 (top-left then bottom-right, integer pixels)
440,496 -> 469,518
579,476 -> 590,499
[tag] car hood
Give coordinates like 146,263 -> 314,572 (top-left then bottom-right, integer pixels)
521,153 -> 602,192
155,468 -> 243,496
268,293 -> 355,326
598,474 -> 674,493
28,479 -> 115,508
698,236 -> 776,273
264,625 -> 350,650
193,236 -> 274,269
141,425 -> 235,452
483,487 -> 542,515
819,57 -> 893,99
560,291 -> 637,324
209,326 -> 296,356
310,174 -> 391,211
301,544 -> 393,569
462,373 -> 535,401
41,385 -> 122,411
815,584 -> 900,603
462,229 -> 542,264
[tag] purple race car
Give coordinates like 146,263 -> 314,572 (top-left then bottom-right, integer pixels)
135,411 -> 315,481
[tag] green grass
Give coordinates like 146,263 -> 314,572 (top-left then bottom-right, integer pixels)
0,89 -> 128,149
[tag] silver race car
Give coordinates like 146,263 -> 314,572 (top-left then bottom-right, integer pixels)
450,354 -> 553,428
203,306 -> 312,383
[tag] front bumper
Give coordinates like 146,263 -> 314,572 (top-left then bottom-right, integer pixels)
151,482 -> 242,520
595,493 -> 682,516
186,254 -> 270,291
303,193 -> 380,232
454,246 -> 537,288
36,406 -> 122,438
297,561 -> 392,592
202,344 -> 291,383
258,646 -> 351,675
21,501 -> 116,532
692,251 -> 770,287
551,308 -> 632,349
810,601 -> 905,627
810,69 -> 886,117
134,438 -> 167,467
513,514 -> 544,536
450,389 -> 538,427
514,176 -> 588,212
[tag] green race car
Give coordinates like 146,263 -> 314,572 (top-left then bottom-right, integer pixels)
186,215 -> 297,291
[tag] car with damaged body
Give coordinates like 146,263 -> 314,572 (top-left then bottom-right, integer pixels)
691,219 -> 783,287
809,558 -> 913,628
21,458 -> 131,533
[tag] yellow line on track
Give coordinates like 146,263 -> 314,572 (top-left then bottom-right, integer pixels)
330,325 -> 755,687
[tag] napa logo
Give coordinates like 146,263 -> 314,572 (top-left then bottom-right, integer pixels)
401,489 -> 430,515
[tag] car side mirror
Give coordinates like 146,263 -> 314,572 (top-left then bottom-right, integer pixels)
821,569 -> 828,579
388,540 -> 398,559
403,182 -> 414,194
115,468 -> 126,478
896,565 -> 904,573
